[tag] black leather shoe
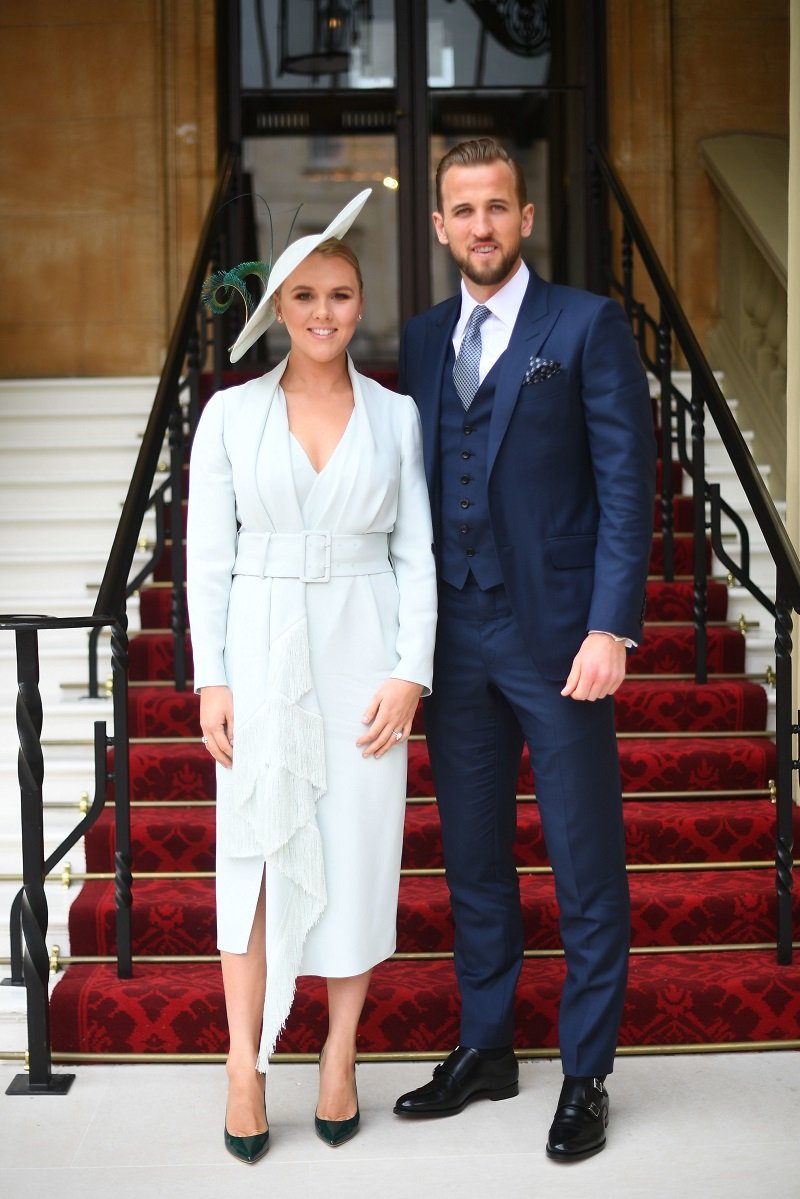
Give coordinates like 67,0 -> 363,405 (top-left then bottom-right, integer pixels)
393,1046 -> 519,1118
546,1076 -> 609,1161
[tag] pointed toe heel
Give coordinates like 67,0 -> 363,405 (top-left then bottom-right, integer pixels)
315,1051 -> 360,1147
224,1125 -> 270,1164
314,1107 -> 360,1147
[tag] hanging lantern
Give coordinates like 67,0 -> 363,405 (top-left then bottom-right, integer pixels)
279,0 -> 372,77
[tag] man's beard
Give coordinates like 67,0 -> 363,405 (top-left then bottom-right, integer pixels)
451,238 -> 522,287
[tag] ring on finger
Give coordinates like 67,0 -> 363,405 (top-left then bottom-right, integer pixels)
393,730 -> 403,742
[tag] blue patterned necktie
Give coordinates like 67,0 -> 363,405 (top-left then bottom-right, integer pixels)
453,304 -> 491,410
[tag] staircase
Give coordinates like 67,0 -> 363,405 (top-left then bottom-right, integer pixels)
0,378 -> 157,1051
25,370 -> 799,1063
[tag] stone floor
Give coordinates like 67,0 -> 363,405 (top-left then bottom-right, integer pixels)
2,1051 -> 799,1198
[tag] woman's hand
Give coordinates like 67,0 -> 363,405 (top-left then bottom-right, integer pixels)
200,685 -> 234,768
356,678 -> 423,759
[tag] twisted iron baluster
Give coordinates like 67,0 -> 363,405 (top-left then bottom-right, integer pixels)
110,617 -> 133,979
6,629 -> 74,1094
689,369 -> 707,683
621,224 -> 633,323
656,309 -> 674,585
169,401 -> 187,692
1,888 -> 23,987
773,583 -> 795,965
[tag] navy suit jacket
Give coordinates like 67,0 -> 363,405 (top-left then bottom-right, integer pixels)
399,268 -> 657,681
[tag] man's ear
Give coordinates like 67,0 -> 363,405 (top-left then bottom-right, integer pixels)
432,212 -> 449,245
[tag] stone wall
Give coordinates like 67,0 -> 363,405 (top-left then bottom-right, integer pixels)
608,0 -> 789,351
0,0 -> 217,377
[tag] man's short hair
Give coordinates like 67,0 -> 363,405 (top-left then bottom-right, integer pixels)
435,138 -> 528,212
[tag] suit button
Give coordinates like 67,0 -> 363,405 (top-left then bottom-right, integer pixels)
461,451 -> 472,460
459,499 -> 470,509
459,524 -> 470,535
460,475 -> 471,485
466,548 -> 476,557
463,425 -> 474,435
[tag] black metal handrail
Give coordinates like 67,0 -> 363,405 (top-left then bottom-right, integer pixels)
590,143 -> 800,609
93,148 -> 236,625
1,614 -> 127,1096
4,149 -> 239,1095
590,142 -> 800,966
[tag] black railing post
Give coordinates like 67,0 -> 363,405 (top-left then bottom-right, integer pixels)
6,628 -> 74,1095
1,888 -> 24,986
773,577 -> 796,964
87,624 -> 101,699
621,223 -> 634,323
109,617 -> 133,978
187,321 -> 202,436
690,369 -> 708,683
168,400 -> 188,692
656,307 -> 674,584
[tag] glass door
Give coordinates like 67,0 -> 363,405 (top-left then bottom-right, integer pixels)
220,1 -> 605,366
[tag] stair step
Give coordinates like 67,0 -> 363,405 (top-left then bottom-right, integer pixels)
0,442 -> 148,480
66,868 -> 798,957
83,798 -> 797,874
0,511 -> 156,554
0,376 -> 157,415
125,679 -> 768,740
0,475 -> 166,513
48,949 -> 800,1056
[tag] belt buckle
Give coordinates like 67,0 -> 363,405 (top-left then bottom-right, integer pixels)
300,531 -> 332,582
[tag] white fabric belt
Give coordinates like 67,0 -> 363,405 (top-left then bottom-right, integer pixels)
233,530 -> 391,583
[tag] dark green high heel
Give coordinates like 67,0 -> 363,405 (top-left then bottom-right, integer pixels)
224,1123 -> 270,1164
315,1049 -> 360,1147
224,1080 -> 270,1165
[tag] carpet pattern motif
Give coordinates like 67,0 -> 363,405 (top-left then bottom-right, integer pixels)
49,382 -> 800,1059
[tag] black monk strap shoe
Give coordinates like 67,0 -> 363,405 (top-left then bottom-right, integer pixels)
546,1075 -> 609,1161
393,1046 -> 519,1118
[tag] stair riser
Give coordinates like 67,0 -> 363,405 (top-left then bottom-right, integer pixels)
84,801 -> 797,873
0,446 -> 145,481
0,378 -> 157,415
0,416 -> 149,445
0,481 -> 156,513
0,514 -> 156,554
46,954 -> 800,1057
0,651 -> 114,699
68,872 -> 796,956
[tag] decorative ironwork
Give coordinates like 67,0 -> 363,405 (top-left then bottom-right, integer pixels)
589,141 -> 800,964
467,0 -> 550,56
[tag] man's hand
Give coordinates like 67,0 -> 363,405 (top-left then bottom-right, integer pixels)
561,633 -> 627,702
199,684 -> 234,768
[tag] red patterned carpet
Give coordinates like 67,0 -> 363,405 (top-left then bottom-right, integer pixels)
49,396 -> 800,1059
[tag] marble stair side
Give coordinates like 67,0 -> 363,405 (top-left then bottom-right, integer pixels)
0,377 -> 158,1052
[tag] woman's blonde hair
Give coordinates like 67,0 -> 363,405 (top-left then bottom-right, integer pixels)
306,237 -> 364,292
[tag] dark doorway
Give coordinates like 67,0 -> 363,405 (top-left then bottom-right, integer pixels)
217,1 -> 607,366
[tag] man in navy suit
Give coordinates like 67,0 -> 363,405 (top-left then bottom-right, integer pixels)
393,138 -> 655,1160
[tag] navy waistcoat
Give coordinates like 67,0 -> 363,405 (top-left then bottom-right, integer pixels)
438,344 -> 505,590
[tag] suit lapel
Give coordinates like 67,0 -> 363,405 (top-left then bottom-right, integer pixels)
487,274 -> 561,477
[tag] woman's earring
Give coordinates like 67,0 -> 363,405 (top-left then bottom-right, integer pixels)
276,313 -> 283,323
358,313 -> 363,322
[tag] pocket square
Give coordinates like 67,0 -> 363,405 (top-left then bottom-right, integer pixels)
524,357 -> 562,385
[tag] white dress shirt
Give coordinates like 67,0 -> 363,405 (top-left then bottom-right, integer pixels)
452,261 -> 530,384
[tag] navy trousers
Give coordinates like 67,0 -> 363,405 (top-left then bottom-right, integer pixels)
424,580 -> 630,1077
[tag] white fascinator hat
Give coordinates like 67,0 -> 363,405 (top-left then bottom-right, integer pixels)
212,188 -> 372,364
